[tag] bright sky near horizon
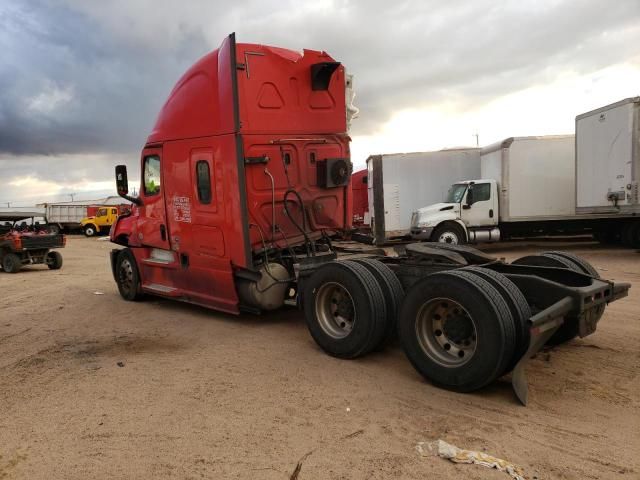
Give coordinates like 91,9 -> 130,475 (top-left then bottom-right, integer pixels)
1,0 -> 639,205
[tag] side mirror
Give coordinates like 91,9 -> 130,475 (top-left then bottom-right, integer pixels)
115,165 -> 142,206
465,185 -> 474,206
116,165 -> 128,195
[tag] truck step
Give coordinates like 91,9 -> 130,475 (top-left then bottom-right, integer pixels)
143,283 -> 179,295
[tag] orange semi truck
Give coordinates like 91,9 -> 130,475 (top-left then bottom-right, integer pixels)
108,33 -> 629,404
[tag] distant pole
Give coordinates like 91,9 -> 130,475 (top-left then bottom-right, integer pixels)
5,202 -> 9,208
473,133 -> 479,147
69,193 -> 76,202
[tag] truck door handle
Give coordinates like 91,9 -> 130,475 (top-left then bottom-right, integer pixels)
160,224 -> 167,241
489,209 -> 494,218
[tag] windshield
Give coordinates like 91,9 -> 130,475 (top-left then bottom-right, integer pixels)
445,184 -> 468,203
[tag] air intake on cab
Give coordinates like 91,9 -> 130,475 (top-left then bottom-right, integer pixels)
317,158 -> 352,188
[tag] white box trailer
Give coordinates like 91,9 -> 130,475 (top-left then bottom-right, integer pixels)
367,148 -> 480,244
481,135 -> 576,222
576,97 -> 640,214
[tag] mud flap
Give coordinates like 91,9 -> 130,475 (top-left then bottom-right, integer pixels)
511,296 -> 573,406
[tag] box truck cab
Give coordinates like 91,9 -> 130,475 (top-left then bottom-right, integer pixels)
80,206 -> 120,237
412,136 -> 579,244
411,179 -> 500,244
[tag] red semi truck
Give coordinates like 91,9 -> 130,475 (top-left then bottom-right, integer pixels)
109,34 -> 629,403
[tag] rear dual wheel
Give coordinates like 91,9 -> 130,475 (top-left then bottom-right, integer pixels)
398,270 -> 517,392
303,259 -> 405,359
512,251 -> 602,346
351,258 -> 404,343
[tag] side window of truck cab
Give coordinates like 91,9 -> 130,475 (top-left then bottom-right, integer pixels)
196,160 -> 212,204
143,155 -> 161,195
469,183 -> 491,205
97,208 -> 107,217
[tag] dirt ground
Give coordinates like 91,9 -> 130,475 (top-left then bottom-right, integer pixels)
0,237 -> 638,479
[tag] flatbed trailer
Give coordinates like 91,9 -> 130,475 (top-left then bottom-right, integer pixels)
108,33 -> 630,404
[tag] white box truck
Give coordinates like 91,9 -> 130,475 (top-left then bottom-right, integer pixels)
411,131 -> 640,246
366,148 -> 480,244
576,97 -> 640,245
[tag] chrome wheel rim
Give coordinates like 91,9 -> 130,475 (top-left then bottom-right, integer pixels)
438,231 -> 459,244
315,282 -> 355,339
118,258 -> 135,295
415,297 -> 477,366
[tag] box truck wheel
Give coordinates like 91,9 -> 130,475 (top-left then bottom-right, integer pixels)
432,223 -> 466,245
351,258 -> 405,345
460,266 -> 531,374
1,253 -> 22,273
46,251 -> 63,270
84,224 -> 97,237
303,261 -> 387,359
48,224 -> 60,234
398,270 -> 516,392
115,249 -> 143,301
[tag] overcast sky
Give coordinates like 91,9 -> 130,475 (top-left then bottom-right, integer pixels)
1,0 -> 639,205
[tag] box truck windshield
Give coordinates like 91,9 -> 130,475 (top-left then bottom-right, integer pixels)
446,184 -> 467,203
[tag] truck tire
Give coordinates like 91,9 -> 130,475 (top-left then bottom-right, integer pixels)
351,258 -> 404,345
432,223 -> 466,245
46,251 -> 63,270
398,270 -> 516,392
303,261 -> 387,359
541,251 -> 599,277
48,224 -> 61,234
511,253 -> 575,269
512,252 -> 599,346
461,266 -> 531,374
84,224 -> 97,237
115,249 -> 144,301
1,253 -> 22,273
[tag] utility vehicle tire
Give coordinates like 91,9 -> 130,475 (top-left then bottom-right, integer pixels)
115,249 -> 143,301
1,253 -> 22,273
461,266 -> 531,374
46,251 -> 63,270
303,261 -> 387,359
352,258 -> 404,344
432,223 -> 467,245
398,270 -> 516,392
84,224 -> 97,237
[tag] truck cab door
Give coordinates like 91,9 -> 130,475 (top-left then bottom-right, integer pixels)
108,208 -> 118,226
138,148 -> 171,249
95,208 -> 108,227
460,181 -> 498,227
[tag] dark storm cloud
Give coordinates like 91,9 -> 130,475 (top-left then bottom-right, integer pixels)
0,0 -> 639,192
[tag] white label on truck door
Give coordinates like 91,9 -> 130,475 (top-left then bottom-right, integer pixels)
173,196 -> 192,223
